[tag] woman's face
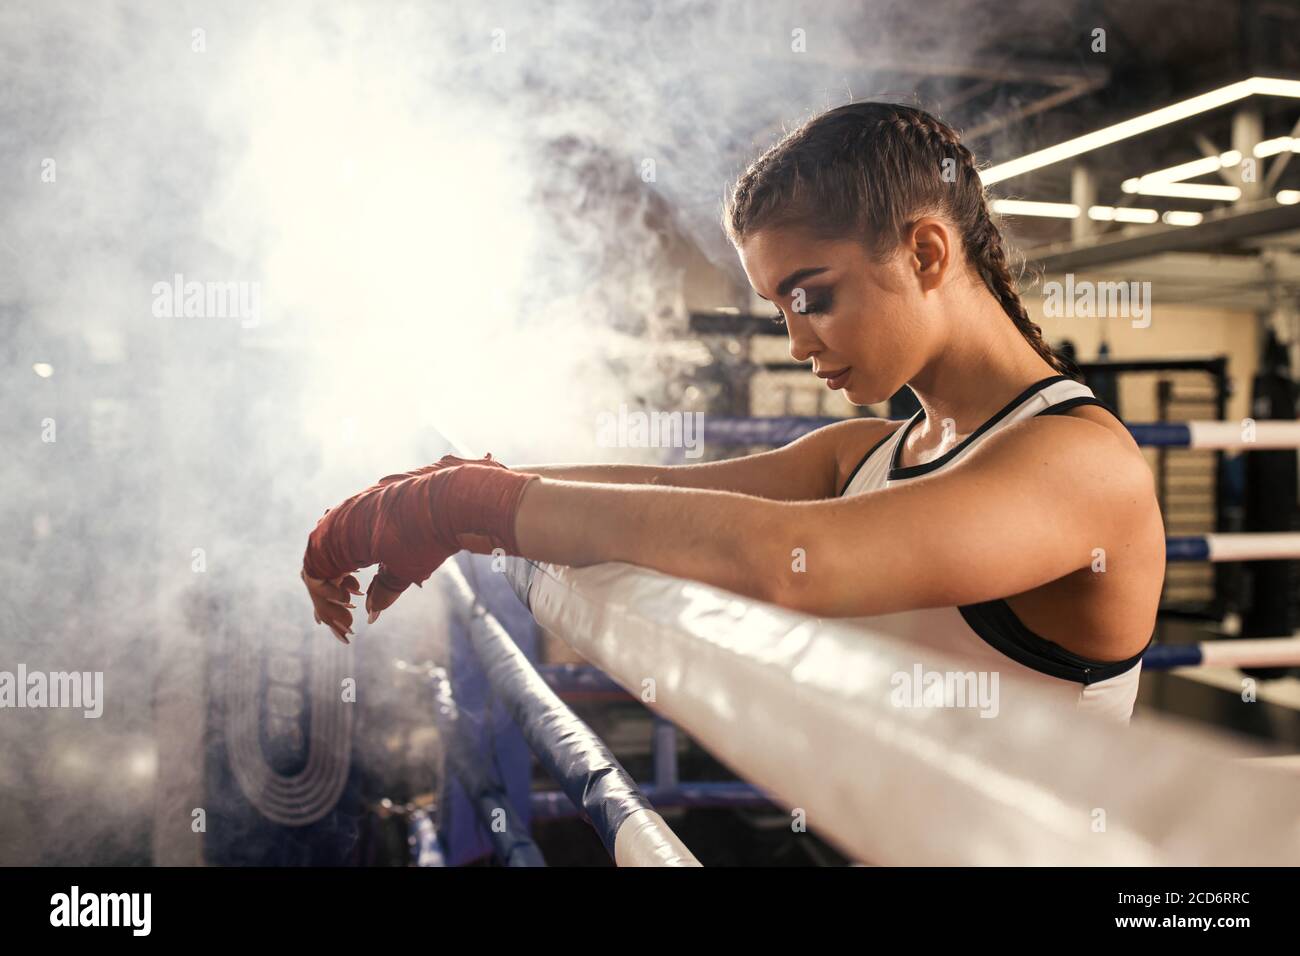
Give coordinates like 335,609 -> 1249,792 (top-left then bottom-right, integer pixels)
737,226 -> 936,406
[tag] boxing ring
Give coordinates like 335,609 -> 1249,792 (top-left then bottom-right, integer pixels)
411,414 -> 1300,866
415,553 -> 1300,866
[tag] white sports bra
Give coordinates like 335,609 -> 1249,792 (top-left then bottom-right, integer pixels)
838,374 -> 1147,724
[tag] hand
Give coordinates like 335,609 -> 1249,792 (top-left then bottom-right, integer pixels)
360,453 -> 508,626
364,565 -> 410,626
301,568 -> 363,644
301,453 -> 535,640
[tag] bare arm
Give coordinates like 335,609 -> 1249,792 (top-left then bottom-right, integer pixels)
513,415 -> 1154,617
515,417 -> 891,501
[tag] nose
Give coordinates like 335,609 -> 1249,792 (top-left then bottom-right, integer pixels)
784,311 -> 821,365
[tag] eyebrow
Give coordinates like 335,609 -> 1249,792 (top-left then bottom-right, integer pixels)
755,266 -> 831,300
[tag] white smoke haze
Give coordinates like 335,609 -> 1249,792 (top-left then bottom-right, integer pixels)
0,0 -> 1049,863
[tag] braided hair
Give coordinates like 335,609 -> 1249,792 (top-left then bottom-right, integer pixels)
723,102 -> 1081,381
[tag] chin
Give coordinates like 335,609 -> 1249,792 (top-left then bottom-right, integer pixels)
842,379 -> 882,406
849,371 -> 906,407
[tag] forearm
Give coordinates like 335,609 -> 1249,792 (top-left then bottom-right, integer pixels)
512,478 -> 795,604
514,448 -> 828,500
514,462 -> 674,485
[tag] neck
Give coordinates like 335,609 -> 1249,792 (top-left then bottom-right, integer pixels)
905,287 -> 1060,449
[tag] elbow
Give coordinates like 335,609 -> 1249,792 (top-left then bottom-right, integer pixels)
743,511 -> 812,612
761,555 -> 887,617
760,561 -> 830,616
746,504 -> 855,616
768,576 -> 885,618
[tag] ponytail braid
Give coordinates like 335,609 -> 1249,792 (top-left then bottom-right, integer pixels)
969,206 -> 1083,380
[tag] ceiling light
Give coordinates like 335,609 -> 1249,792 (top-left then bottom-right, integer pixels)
981,77 -> 1300,185
989,199 -> 1080,218
1089,206 -> 1160,223
1255,137 -> 1299,158
1128,182 -> 1242,201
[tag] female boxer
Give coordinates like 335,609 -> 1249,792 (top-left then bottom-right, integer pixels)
303,102 -> 1165,720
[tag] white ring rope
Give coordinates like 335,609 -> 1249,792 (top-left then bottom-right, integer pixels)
1205,533 -> 1300,562
504,558 -> 1300,865
1187,420 -> 1300,449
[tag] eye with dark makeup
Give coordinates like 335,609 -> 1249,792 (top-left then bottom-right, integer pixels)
771,290 -> 834,326
804,292 -> 834,315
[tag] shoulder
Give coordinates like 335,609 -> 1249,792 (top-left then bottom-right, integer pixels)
817,416 -> 906,495
965,409 -> 1155,519
803,410 -> 1155,615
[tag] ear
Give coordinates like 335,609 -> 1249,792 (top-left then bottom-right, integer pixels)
904,218 -> 953,292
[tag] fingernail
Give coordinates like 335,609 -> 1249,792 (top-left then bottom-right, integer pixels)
368,611 -> 379,624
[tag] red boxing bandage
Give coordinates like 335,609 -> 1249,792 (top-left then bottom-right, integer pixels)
302,456 -> 538,589
373,453 -> 512,488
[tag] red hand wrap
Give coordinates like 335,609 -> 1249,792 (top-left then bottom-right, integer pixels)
302,455 -> 538,588
373,453 -> 511,488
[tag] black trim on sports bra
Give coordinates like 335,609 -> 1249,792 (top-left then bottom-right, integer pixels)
838,423 -> 906,497
840,380 -> 1148,685
1033,394 -> 1125,423
959,388 -> 1144,684
957,599 -> 1150,685
888,374 -> 1071,480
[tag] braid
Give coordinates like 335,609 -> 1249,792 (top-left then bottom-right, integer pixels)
724,101 -> 1083,382
891,109 -> 1081,381
970,206 -> 1083,380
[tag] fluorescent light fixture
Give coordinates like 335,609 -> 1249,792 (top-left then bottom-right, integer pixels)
990,199 -> 1080,218
713,306 -> 740,314
1161,210 -> 1204,226
1125,182 -> 1242,201
1278,190 -> 1300,205
1121,152 -> 1243,193
981,77 -> 1300,185
1251,78 -> 1300,96
1089,206 -> 1160,223
1255,137 -> 1299,157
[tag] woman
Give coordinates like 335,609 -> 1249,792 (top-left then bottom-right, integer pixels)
302,102 -> 1165,722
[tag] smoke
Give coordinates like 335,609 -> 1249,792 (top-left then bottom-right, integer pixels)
0,0 -> 1061,863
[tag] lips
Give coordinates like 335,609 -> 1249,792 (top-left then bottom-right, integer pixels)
817,366 -> 852,389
